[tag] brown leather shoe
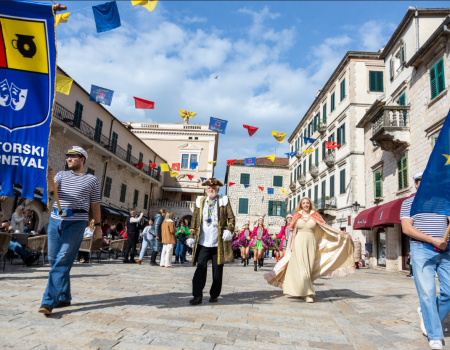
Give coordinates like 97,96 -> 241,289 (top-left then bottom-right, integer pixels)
137,259 -> 142,265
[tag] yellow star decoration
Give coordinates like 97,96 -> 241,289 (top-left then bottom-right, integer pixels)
443,154 -> 450,165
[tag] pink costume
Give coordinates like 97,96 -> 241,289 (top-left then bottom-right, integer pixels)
249,226 -> 269,248
239,229 -> 250,240
276,225 -> 290,250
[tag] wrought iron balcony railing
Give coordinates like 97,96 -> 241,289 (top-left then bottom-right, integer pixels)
53,103 -> 160,182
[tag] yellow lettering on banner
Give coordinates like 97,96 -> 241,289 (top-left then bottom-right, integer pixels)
1,17 -> 49,74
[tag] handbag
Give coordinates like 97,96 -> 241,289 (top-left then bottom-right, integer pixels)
177,234 -> 187,244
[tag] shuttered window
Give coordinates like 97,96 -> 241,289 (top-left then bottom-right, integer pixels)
104,177 -> 112,198
399,42 -> 406,65
315,147 -> 318,165
322,140 -> 326,160
268,201 -> 285,217
308,188 -> 311,199
398,93 -> 406,106
94,118 -> 103,142
298,164 -> 301,177
238,198 -> 249,214
74,101 -> 83,128
240,173 -> 250,185
139,152 -> 143,164
144,194 -> 149,210
321,180 -> 326,197
369,71 -> 384,92
328,132 -> 335,142
126,144 -> 132,162
337,123 -> 346,147
111,132 -> 118,154
373,169 -> 383,199
331,92 -> 335,112
120,183 -> 127,203
314,184 -> 318,203
133,189 -> 139,206
309,154 -> 312,169
430,58 -> 445,100
340,169 -> 346,194
303,160 -> 306,175
273,176 -> 283,187
322,103 -> 327,122
340,79 -> 346,101
87,167 -> 95,175
330,175 -> 335,197
398,155 -> 409,190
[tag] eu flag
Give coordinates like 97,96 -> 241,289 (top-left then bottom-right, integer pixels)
411,109 -> 450,216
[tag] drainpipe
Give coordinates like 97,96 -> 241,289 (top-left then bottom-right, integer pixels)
415,8 -> 419,52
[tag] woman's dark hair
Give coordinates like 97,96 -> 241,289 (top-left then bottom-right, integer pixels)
180,221 -> 185,227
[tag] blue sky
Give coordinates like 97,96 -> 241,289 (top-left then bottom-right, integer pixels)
54,1 -> 447,187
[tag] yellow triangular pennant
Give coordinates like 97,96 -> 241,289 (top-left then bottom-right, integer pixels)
55,12 -> 70,27
55,74 -> 73,95
160,163 -> 170,172
265,155 -> 276,162
208,161 -> 216,164
131,0 -> 158,12
303,149 -> 316,155
170,171 -> 179,177
271,131 -> 287,144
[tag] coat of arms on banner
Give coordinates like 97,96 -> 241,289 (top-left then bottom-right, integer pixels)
0,14 -> 52,131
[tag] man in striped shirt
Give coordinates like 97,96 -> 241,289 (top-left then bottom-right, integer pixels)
401,172 -> 450,350
39,146 -> 101,315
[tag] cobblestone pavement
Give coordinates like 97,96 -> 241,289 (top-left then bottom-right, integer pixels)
0,256 -> 448,350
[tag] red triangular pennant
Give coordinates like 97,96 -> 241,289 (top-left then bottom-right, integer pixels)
258,186 -> 264,191
229,182 -> 236,187
134,162 -> 144,170
243,125 -> 258,137
186,174 -> 194,180
227,159 -> 237,166
134,97 -> 155,109
149,163 -> 157,169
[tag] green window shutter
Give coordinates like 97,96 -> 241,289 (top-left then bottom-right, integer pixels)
293,198 -> 296,210
314,185 -> 318,202
341,123 -> 345,144
302,192 -> 305,198
369,71 -> 376,91
331,92 -> 335,111
133,189 -> 139,206
398,93 -> 405,106
94,118 -> 103,142
400,42 -> 405,65
268,200 -> 273,216
369,71 -> 383,92
127,144 -> 132,162
290,172 -> 293,183
321,180 -> 326,197
120,184 -> 127,203
240,173 -> 250,185
315,147 -> 318,164
340,79 -> 345,101
104,177 -> 112,198
111,132 -> 118,153
309,154 -> 312,169
374,170 -> 383,199
377,71 -> 384,92
437,58 -> 445,95
74,101 -> 83,127
281,202 -> 286,217
397,155 -> 408,190
430,64 -> 437,99
308,189 -> 311,199
303,160 -> 306,174
273,176 -> 283,187
239,198 -> 248,214
322,141 -> 326,160
144,194 -> 149,210
330,175 -> 335,197
139,152 -> 143,164
340,169 -> 345,194
323,103 -> 327,122
337,126 -> 341,145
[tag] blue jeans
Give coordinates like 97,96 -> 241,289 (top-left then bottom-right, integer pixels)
411,242 -> 450,340
264,250 -> 269,258
41,218 -> 87,308
139,237 -> 154,260
175,240 -> 187,262
9,240 -> 28,261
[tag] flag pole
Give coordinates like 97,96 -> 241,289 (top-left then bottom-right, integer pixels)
442,224 -> 450,242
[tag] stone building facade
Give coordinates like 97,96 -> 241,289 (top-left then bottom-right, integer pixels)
224,158 -> 289,234
354,11 -> 450,272
287,51 -> 385,247
1,67 -> 166,233
127,121 -> 218,222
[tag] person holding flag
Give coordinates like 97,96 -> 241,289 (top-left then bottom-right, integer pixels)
400,110 -> 450,349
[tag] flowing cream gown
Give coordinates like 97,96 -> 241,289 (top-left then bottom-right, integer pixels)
283,218 -> 316,297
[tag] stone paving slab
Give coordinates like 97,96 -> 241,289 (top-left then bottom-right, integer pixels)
1,257 -> 449,349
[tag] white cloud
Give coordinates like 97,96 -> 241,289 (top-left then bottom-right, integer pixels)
358,20 -> 396,52
55,8 -> 392,183
180,16 -> 207,24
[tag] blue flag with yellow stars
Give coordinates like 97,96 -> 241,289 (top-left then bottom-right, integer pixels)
411,109 -> 450,216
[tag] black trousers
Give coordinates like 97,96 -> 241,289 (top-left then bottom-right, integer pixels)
192,245 -> 223,299
124,232 -> 138,261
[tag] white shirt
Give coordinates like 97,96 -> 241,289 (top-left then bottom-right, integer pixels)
83,227 -> 94,237
198,197 -> 219,248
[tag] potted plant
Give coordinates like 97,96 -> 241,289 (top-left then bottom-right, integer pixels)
325,196 -> 331,207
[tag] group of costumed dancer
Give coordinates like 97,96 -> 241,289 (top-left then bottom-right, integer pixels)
237,197 -> 354,303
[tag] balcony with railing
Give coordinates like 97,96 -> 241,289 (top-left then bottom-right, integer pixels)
314,196 -> 337,214
370,105 -> 410,152
53,103 -> 160,182
150,200 -> 196,211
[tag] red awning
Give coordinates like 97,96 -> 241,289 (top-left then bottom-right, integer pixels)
371,194 -> 415,227
353,206 -> 379,230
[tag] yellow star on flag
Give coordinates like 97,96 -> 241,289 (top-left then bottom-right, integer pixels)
265,155 -> 276,162
443,154 -> 450,165
303,149 -> 316,155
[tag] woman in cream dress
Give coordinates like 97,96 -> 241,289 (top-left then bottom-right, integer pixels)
265,198 -> 355,303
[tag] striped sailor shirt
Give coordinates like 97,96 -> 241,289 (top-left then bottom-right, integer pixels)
51,171 -> 101,221
400,196 -> 449,240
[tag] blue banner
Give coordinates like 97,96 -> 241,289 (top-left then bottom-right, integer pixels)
244,157 -> 256,167
267,188 -> 274,194
90,85 -> 114,106
0,1 -> 55,203
411,109 -> 450,216
209,117 -> 228,134
92,1 -> 121,33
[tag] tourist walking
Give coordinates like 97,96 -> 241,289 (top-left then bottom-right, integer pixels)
276,214 -> 293,261
39,146 -> 101,315
265,197 -> 355,303
151,209 -> 166,266
249,217 -> 269,271
160,212 -> 176,268
239,222 -> 250,266
175,221 -> 189,264
123,210 -> 143,264
401,172 -> 450,349
186,178 -> 235,305
137,219 -> 155,265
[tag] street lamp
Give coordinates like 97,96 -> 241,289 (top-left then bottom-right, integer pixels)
352,201 -> 360,213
